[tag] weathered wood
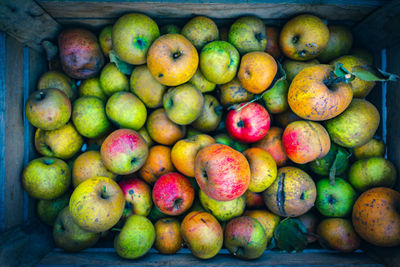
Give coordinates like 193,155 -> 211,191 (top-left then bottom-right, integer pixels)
37,1 -> 381,23
0,32 -> 6,233
0,0 -> 61,52
363,244 -> 400,267
37,248 -> 382,266
354,0 -> 400,51
3,34 -> 25,231
0,218 -> 54,266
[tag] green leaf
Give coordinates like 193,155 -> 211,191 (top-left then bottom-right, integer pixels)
109,50 -> 135,75
333,62 -> 350,78
273,218 -> 308,253
329,147 -> 352,184
352,64 -> 399,82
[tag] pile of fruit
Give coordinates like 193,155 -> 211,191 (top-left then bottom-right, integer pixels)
22,12 -> 399,260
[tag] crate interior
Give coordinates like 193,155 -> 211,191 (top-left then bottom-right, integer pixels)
1,0 -> 400,266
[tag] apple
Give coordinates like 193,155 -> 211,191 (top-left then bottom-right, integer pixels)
245,191 -> 266,209
53,207 -> 100,252
244,210 -> 280,244
171,134 -> 215,177
200,41 -> 240,84
308,143 -> 350,177
101,129 -> 148,175
191,95 -> 222,132
160,24 -> 180,35
228,16 -> 267,54
275,109 -> 302,129
154,218 -> 183,254
114,215 -> 156,259
147,34 -> 198,86
224,216 -> 267,259
130,65 -> 167,108
199,189 -> 245,221
72,96 -> 111,138
25,88 -> 71,131
137,126 -> 153,146
218,77 -> 254,107
188,68 -> 216,93
352,187 -> 400,247
58,28 -> 105,79
106,91 -> 147,130
315,178 -> 357,217
139,145 -> 175,184
214,133 -> 248,152
243,148 -> 277,193
238,51 -> 277,94
152,172 -> 194,216
37,71 -> 76,101
22,157 -> 71,200
265,26 -> 281,59
99,25 -> 113,57
34,122 -> 83,160
69,177 -> 125,232
226,102 -> 270,143
119,177 -> 152,216
297,212 -> 318,243
282,120 -> 331,164
263,167 -> 316,217
112,13 -> 160,65
262,76 -> 289,114
72,150 -> 117,187
348,157 -> 397,192
317,25 -> 353,63
353,137 -> 385,160
181,16 -> 219,50
163,84 -> 204,125
99,63 -> 129,96
253,126 -> 288,167
181,211 -> 223,259
280,14 -> 329,61
37,192 -> 70,226
283,59 -> 320,81
78,77 -> 107,101
317,218 -> 361,252
194,144 -> 250,201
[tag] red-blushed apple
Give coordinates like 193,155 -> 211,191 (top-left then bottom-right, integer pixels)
194,144 -> 250,201
100,129 -> 149,175
245,191 -> 266,209
226,102 -> 270,143
119,177 -> 153,216
152,172 -> 194,216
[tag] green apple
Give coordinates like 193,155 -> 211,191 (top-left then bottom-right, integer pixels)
224,216 -> 267,259
163,83 -> 204,125
37,192 -> 70,226
309,143 -> 350,177
25,88 -> 71,131
114,215 -> 155,259
106,92 -> 147,130
22,157 -> 71,200
228,16 -> 267,54
353,137 -> 385,160
160,24 -> 180,35
317,25 -> 353,63
112,13 -> 160,65
182,16 -> 219,50
191,95 -> 222,132
316,178 -> 357,217
200,41 -> 239,84
100,63 -> 129,96
262,78 -> 289,114
37,71 -> 76,101
349,157 -> 397,192
34,122 -> 84,160
188,68 -> 216,93
130,65 -> 167,108
69,177 -> 125,232
78,77 -> 107,101
72,96 -> 111,138
282,59 -> 319,81
53,207 -> 100,252
214,133 -> 248,152
199,189 -> 245,222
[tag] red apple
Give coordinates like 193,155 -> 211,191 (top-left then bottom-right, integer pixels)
226,102 -> 270,143
119,177 -> 153,217
101,129 -> 149,175
152,172 -> 194,216
245,191 -> 266,209
194,144 -> 250,201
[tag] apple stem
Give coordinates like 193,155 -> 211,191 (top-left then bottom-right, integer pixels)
111,228 -> 121,232
234,96 -> 262,112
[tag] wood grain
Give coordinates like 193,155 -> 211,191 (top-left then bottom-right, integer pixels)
354,0 -> 400,50
0,0 -> 61,52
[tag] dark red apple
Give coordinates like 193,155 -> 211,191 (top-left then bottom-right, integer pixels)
226,102 -> 270,143
152,172 -> 194,216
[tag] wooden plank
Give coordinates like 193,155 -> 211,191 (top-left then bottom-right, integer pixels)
37,248 -> 383,266
0,32 -> 6,232
0,218 -> 54,266
386,43 -> 400,191
0,0 -> 61,52
354,0 -> 400,50
3,34 -> 25,231
37,1 -> 380,22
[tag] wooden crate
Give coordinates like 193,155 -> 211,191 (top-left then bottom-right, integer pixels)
0,0 -> 399,266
